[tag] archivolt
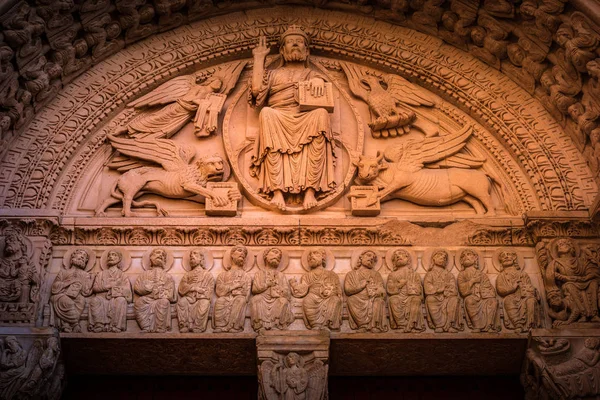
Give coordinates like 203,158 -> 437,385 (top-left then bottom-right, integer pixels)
0,7 -> 595,212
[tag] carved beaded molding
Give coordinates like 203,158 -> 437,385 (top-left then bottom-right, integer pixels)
0,7 -> 596,214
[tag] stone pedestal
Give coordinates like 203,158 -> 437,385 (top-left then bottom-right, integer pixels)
256,331 -> 330,400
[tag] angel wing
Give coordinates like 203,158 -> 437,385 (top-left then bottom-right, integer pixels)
128,75 -> 195,109
306,359 -> 328,400
212,60 -> 248,96
384,124 -> 481,172
259,360 -> 280,399
106,134 -> 194,172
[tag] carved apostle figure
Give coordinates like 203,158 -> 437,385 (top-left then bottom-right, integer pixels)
0,230 -> 39,303
495,250 -> 540,332
88,249 -> 133,333
424,250 -> 463,333
50,249 -> 94,332
457,249 -> 501,332
344,250 -> 388,333
213,245 -> 252,333
133,248 -> 176,333
177,249 -> 215,333
548,238 -> 600,325
251,248 -> 294,331
249,25 -> 336,211
290,248 -> 342,330
387,249 -> 425,333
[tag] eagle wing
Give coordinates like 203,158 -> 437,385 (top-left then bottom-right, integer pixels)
340,62 -> 369,102
385,73 -> 436,107
128,75 -> 195,109
107,134 -> 193,172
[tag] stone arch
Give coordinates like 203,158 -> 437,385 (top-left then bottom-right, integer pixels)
0,7 -> 595,213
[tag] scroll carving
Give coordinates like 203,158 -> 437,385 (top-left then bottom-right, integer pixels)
212,245 -> 252,333
424,250 -> 463,333
457,249 -> 501,333
50,248 -> 94,332
386,249 -> 425,333
251,248 -> 294,332
344,250 -> 388,333
134,248 -> 176,333
290,248 -> 342,331
88,248 -> 133,333
177,248 -> 214,333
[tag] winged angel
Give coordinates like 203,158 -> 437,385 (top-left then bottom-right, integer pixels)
259,352 -> 327,400
341,62 -> 439,138
352,125 -> 501,215
118,61 -> 247,139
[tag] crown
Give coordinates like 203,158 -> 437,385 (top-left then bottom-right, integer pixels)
280,25 -> 310,45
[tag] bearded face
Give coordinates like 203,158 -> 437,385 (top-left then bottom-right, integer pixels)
4,235 -> 21,256
281,34 -> 308,63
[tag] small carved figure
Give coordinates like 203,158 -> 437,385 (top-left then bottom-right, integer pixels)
260,352 -> 327,400
0,229 -> 39,303
88,249 -> 133,333
123,61 -> 247,139
386,249 -> 425,332
344,250 -> 388,333
457,249 -> 501,332
133,248 -> 176,333
50,249 -> 94,332
351,125 -> 499,215
0,336 -> 29,399
95,134 -> 240,217
251,248 -> 294,331
18,337 -> 60,398
341,62 -> 439,138
545,238 -> 600,326
177,249 -> 215,333
525,338 -> 600,399
290,248 -> 342,330
249,25 -> 337,211
495,250 -> 540,332
213,245 -> 252,333
424,250 -> 463,333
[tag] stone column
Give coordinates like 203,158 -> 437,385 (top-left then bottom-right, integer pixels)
256,330 -> 330,400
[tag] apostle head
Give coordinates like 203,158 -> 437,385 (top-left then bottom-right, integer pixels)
149,248 -> 167,269
357,250 -> 377,270
431,250 -> 449,269
307,249 -> 327,270
459,249 -> 479,269
264,248 -> 282,270
70,249 -> 89,270
3,230 -> 26,257
230,245 -> 248,268
555,238 -> 576,258
190,249 -> 205,270
391,249 -> 412,271
497,250 -> 519,270
106,250 -> 123,269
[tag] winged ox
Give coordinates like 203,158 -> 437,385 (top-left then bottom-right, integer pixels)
351,125 -> 502,215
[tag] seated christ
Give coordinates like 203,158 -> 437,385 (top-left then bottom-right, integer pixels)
249,25 -> 336,210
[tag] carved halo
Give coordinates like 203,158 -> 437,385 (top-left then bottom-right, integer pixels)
256,248 -> 289,272
385,248 -> 416,272
455,248 -> 484,272
222,247 -> 254,272
351,249 -> 383,271
549,237 -> 581,259
300,248 -> 335,272
99,247 -> 132,272
423,249 -> 455,272
0,230 -> 34,259
491,248 -> 525,273
182,248 -> 214,272
141,248 -> 174,272
63,247 -> 96,272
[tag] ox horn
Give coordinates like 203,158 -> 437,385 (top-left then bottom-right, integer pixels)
376,151 -> 384,162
